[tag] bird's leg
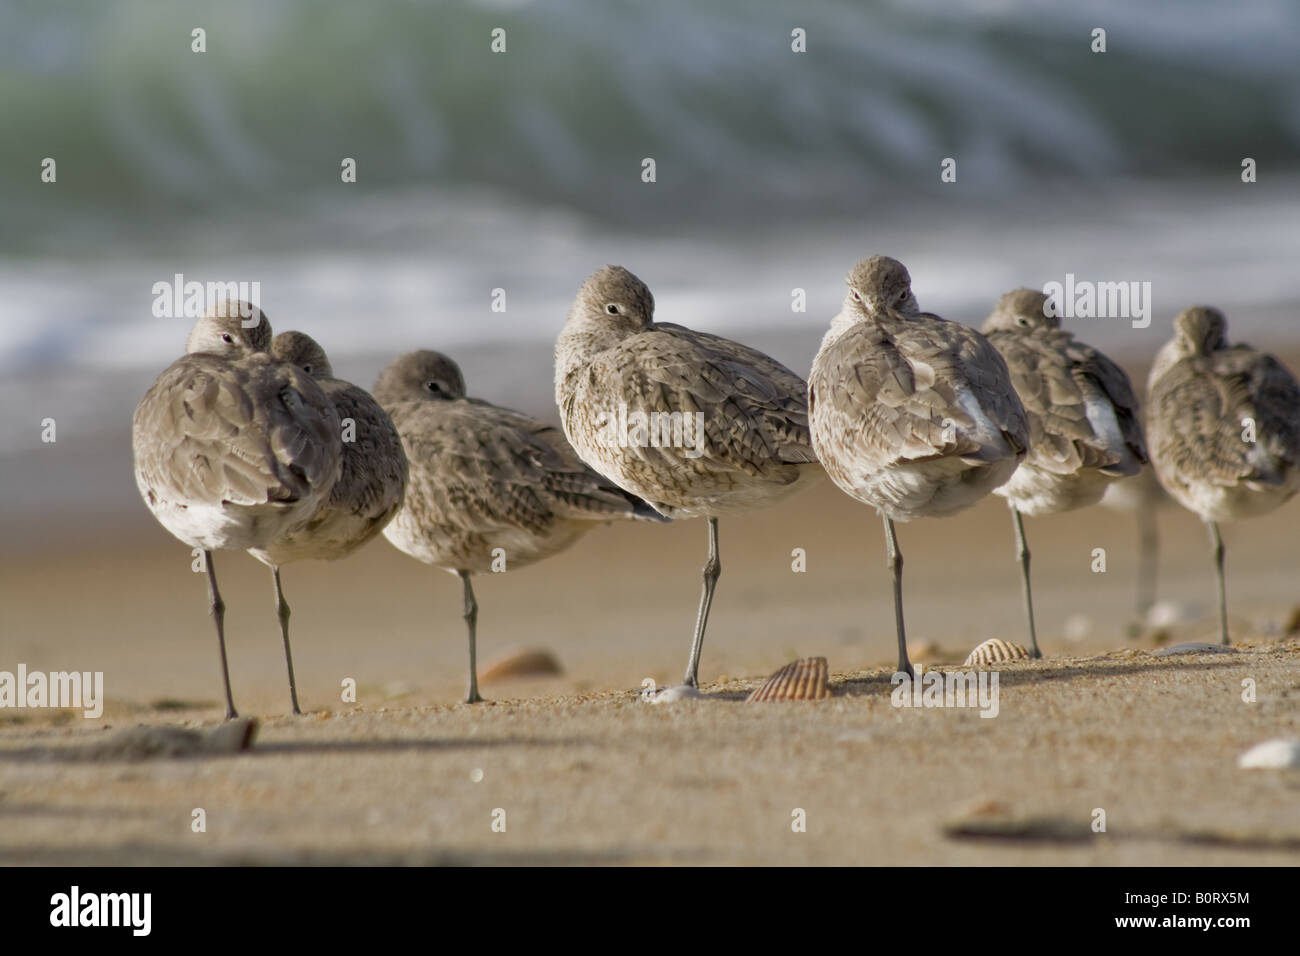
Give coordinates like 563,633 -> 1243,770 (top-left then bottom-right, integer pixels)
271,565 -> 302,715
204,551 -> 238,720
683,517 -> 721,688
459,570 -> 484,704
1012,508 -> 1042,658
882,517 -> 913,679
1136,507 -> 1158,619
1206,520 -> 1229,645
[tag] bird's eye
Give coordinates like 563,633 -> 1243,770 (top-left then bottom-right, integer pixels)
302,364 -> 313,374
425,381 -> 441,394
221,333 -> 234,344
606,303 -> 620,315
851,290 -> 862,302
1017,318 -> 1029,327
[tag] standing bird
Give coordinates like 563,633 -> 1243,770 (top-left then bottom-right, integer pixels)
556,266 -> 821,689
981,288 -> 1147,657
1146,306 -> 1300,644
374,350 -> 666,704
809,256 -> 1029,677
132,303 -> 341,719
257,331 -> 409,714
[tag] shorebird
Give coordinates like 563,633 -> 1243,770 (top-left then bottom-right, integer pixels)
808,256 -> 1029,677
258,331 -> 409,714
1146,306 -> 1300,644
132,302 -> 341,719
981,288 -> 1147,657
555,266 -> 821,688
373,350 -> 666,703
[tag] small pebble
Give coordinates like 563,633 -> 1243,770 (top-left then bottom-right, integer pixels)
1154,642 -> 1237,657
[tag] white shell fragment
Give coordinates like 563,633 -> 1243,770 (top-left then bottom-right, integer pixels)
1153,642 -> 1237,657
746,657 -> 832,702
646,684 -> 703,704
1144,600 -> 1201,629
963,639 -> 1031,667
1237,738 -> 1300,769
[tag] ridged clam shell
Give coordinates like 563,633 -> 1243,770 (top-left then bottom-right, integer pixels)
746,657 -> 831,702
963,638 -> 1031,667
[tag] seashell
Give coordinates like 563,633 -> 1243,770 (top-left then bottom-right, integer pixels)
1153,641 -> 1237,657
646,684 -> 703,704
1237,738 -> 1300,769
480,646 -> 563,681
746,657 -> 831,702
963,638 -> 1031,667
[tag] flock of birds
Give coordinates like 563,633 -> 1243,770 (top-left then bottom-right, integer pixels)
131,256 -> 1300,718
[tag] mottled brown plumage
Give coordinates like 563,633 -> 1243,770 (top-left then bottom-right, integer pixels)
376,349 -> 664,703
983,288 -> 1146,503
1146,307 -> 1300,644
131,302 -> 341,718
980,287 -> 1147,655
809,256 -> 1029,674
556,267 -> 818,519
555,265 -> 821,687
1148,308 -> 1300,516
263,331 -> 408,565
810,258 -> 1028,521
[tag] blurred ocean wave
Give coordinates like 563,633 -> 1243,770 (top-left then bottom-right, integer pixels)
2,0 -> 1299,235
1,0 -> 1298,475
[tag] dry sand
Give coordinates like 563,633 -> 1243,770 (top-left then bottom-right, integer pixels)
2,478 -> 1298,865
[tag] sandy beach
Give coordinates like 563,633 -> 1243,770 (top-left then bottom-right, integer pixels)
6,0 -> 1300,882
2,469 -> 1297,865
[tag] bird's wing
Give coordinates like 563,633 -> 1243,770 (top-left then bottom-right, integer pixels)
1148,347 -> 1300,486
1071,337 -> 1148,464
812,317 -> 1025,470
991,329 -> 1144,473
1248,351 -> 1300,468
394,399 -> 654,538
583,324 -> 817,476
324,379 -> 409,516
133,355 -> 340,508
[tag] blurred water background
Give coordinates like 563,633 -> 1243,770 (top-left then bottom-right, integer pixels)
2,0 -> 1298,542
